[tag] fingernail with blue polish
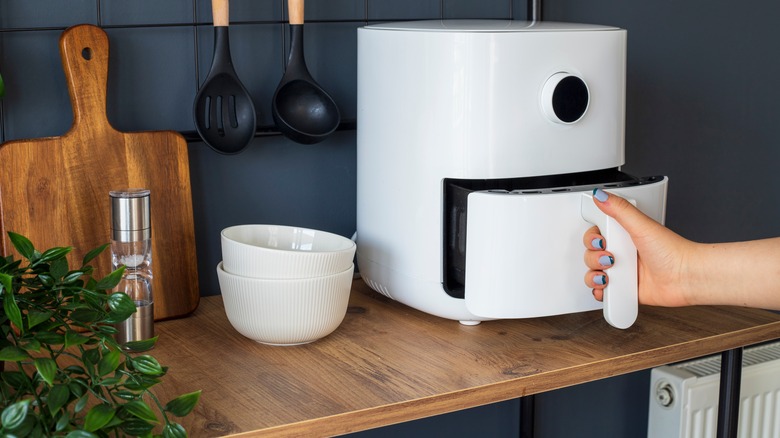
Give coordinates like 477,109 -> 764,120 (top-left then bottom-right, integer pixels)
593,188 -> 608,203
591,238 -> 604,249
594,275 -> 607,285
598,255 -> 614,267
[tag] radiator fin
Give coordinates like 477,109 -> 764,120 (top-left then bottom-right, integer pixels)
648,341 -> 780,438
688,406 -> 715,438
672,342 -> 780,378
738,390 -> 779,438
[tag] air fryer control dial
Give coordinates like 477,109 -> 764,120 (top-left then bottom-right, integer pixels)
541,72 -> 590,124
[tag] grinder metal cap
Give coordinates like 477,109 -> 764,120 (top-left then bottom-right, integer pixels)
110,188 -> 151,242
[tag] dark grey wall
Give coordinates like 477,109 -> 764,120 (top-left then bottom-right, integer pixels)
531,1 -> 780,437
3,1 -> 778,437
0,0 -> 526,297
546,0 -> 780,244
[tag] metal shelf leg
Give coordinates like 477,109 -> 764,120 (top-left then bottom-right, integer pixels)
520,395 -> 535,438
716,347 -> 743,438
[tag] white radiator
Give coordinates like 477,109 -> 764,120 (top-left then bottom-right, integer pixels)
647,341 -> 780,438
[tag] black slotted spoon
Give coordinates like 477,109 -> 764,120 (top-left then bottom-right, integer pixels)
193,0 -> 256,154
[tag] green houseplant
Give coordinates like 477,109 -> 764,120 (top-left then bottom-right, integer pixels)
0,232 -> 200,437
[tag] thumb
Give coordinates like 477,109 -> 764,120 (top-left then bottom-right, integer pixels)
591,188 -> 659,238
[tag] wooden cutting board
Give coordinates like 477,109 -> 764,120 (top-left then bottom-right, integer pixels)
0,24 -> 199,320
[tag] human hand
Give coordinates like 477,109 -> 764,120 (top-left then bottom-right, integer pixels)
583,188 -> 693,307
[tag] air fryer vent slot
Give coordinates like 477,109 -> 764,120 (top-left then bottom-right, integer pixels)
362,277 -> 393,299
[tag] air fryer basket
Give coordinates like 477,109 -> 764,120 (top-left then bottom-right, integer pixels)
442,168 -> 664,298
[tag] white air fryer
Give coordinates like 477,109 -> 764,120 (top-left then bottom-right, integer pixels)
356,20 -> 668,328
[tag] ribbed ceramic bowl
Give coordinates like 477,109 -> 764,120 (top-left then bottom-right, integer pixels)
221,224 -> 356,279
216,261 -> 353,346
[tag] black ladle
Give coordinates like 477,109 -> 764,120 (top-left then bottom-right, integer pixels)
193,0 -> 257,154
272,0 -> 340,145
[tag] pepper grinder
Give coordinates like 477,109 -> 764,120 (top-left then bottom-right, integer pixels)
110,188 -> 154,350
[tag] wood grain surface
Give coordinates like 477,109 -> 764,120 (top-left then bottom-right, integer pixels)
288,0 -> 304,25
212,0 -> 229,27
0,24 -> 199,320
148,279 -> 780,437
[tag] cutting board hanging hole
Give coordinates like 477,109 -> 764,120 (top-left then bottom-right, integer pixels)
82,48 -> 92,60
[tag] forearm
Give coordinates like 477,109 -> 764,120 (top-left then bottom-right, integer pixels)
686,237 -> 780,310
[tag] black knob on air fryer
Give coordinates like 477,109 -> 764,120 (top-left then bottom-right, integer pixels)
541,73 -> 590,124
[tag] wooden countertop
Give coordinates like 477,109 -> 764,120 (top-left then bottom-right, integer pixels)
149,279 -> 780,437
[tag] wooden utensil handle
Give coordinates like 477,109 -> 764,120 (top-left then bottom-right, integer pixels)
289,0 -> 304,25
59,25 -> 110,130
212,0 -> 229,27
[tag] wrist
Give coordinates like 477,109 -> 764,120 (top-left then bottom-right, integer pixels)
667,239 -> 704,307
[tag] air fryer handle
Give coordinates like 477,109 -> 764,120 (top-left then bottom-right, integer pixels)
581,193 -> 638,329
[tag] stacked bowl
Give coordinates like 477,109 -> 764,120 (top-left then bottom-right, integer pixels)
217,224 -> 356,346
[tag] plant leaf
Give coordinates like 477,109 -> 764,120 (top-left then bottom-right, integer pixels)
38,246 -> 72,264
107,291 -> 135,313
65,430 -> 99,438
164,390 -> 201,417
84,277 -> 97,291
121,418 -> 155,436
64,332 -> 90,348
20,338 -> 41,352
8,231 -> 35,260
37,273 -> 55,287
3,290 -> 23,334
83,243 -> 109,266
34,331 -> 65,345
123,375 -> 161,391
131,355 -> 164,376
9,415 -> 35,436
123,337 -> 158,352
35,357 -> 58,386
99,376 -> 121,386
0,272 -> 12,294
122,400 -> 159,424
95,267 -> 125,291
70,308 -> 102,324
97,349 -> 120,377
78,291 -> 105,309
48,384 -> 71,415
1,399 -> 30,431
103,414 -> 124,429
2,371 -> 29,390
55,410 -> 71,432
74,394 -> 89,413
84,404 -> 115,432
83,348 -> 100,366
113,389 -> 139,401
163,422 -> 187,438
69,382 -> 85,398
62,271 -> 85,284
106,292 -> 136,323
0,346 -> 29,362
94,325 -> 118,335
50,257 -> 69,280
65,365 -> 87,375
27,309 -> 53,329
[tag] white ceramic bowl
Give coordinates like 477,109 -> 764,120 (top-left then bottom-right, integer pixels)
221,224 -> 356,279
216,261 -> 353,346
